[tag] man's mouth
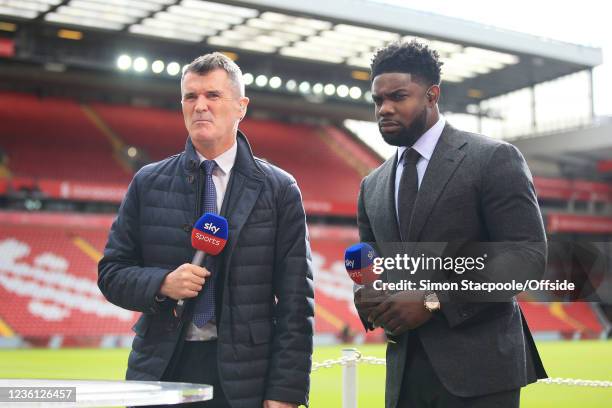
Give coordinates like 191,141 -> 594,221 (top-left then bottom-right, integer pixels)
379,121 -> 401,132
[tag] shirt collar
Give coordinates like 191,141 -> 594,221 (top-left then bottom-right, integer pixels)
196,141 -> 237,176
397,115 -> 446,166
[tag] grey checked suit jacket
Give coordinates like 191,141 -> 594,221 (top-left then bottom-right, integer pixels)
356,124 -> 547,408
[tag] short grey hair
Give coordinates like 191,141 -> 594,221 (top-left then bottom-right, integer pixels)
181,52 -> 245,96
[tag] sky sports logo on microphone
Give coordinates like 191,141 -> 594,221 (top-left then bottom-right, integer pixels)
192,213 -> 228,256
193,231 -> 221,246
345,247 -> 374,270
344,243 -> 379,285
203,222 -> 220,235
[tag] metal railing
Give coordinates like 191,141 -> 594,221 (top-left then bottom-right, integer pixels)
313,348 -> 612,408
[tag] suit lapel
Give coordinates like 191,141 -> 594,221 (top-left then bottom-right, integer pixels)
408,124 -> 466,241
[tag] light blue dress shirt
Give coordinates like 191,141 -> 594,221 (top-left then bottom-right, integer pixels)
394,115 -> 446,223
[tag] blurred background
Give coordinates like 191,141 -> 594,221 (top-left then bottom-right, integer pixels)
0,0 -> 610,406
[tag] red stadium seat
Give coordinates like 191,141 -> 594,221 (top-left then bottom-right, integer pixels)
89,102 -> 379,216
520,301 -> 603,337
0,213 -> 606,341
0,214 -> 365,338
0,92 -> 131,184
0,222 -> 136,337
89,103 -> 187,161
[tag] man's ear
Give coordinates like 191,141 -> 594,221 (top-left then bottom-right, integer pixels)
239,96 -> 250,120
427,85 -> 440,105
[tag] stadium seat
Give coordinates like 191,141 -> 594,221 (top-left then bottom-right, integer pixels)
0,92 -> 131,184
89,103 -> 378,216
0,223 -> 135,337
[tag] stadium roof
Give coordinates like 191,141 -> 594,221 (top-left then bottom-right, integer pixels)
0,0 -> 603,120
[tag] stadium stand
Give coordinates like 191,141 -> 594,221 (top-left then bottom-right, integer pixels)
241,120 -> 367,216
520,302 -> 604,339
535,177 -> 612,204
0,92 -> 132,184
89,103 -> 377,216
89,103 -> 187,162
0,213 -> 370,342
0,212 -> 607,345
0,95 -> 609,344
0,223 -> 135,339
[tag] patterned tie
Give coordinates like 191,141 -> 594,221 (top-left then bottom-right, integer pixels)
398,149 -> 421,240
192,160 -> 218,327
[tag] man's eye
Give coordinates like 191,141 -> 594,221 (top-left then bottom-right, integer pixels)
184,95 -> 196,101
208,93 -> 220,100
391,94 -> 407,101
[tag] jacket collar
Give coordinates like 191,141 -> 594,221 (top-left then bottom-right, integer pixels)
182,130 -> 265,182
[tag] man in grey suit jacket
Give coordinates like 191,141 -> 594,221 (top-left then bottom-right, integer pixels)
354,40 -> 547,407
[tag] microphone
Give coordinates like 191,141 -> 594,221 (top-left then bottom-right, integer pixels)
344,242 -> 379,285
174,213 -> 229,318
345,243 -> 397,343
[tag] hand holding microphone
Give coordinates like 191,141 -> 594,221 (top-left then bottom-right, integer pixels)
346,243 -> 385,322
345,243 -> 431,338
160,263 -> 209,300
168,213 -> 229,318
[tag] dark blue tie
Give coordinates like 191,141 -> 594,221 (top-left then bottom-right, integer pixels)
192,160 -> 218,327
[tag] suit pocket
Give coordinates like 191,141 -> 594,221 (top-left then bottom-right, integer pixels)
249,319 -> 273,344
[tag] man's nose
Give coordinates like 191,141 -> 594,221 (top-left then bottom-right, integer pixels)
194,95 -> 208,112
377,100 -> 394,117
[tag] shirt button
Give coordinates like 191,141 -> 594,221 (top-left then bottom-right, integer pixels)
187,175 -> 195,184
183,224 -> 192,232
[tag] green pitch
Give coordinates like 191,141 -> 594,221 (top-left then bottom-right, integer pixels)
0,341 -> 610,407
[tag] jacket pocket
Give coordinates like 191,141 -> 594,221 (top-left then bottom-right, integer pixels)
131,315 -> 150,337
249,319 -> 273,344
244,208 -> 275,227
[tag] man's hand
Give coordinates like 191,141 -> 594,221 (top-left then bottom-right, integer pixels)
354,285 -> 387,324
368,290 -> 432,336
159,263 -> 210,300
263,400 -> 297,408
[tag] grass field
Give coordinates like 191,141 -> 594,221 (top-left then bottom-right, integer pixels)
0,341 -> 610,407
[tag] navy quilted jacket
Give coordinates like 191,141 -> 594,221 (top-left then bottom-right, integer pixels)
98,132 -> 314,407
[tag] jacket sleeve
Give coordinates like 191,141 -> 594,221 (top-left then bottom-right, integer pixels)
357,177 -> 376,244
98,173 -> 173,314
354,177 -> 376,331
438,142 -> 547,327
265,179 -> 315,406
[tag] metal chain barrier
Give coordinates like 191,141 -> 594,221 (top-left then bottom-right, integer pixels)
537,378 -> 612,388
312,350 -> 612,388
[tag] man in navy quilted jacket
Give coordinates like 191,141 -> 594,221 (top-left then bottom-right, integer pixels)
99,53 -> 314,408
